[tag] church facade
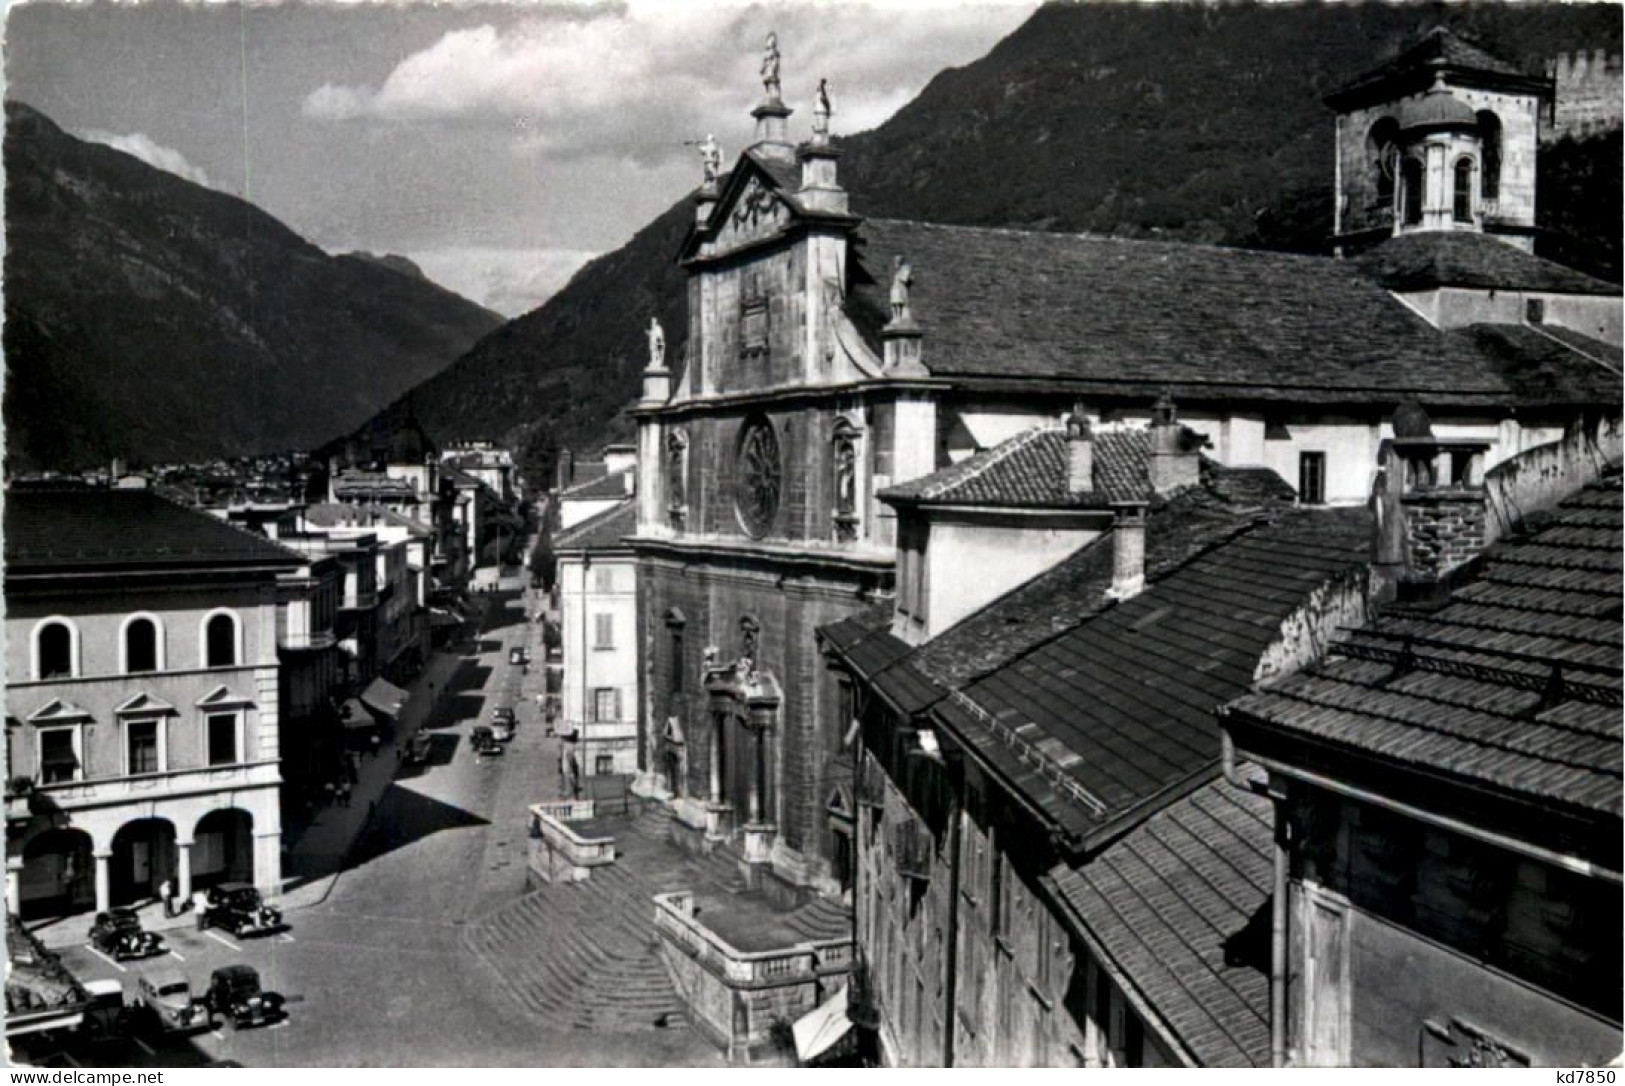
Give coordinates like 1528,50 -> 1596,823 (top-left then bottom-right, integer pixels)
628,31 -> 1620,899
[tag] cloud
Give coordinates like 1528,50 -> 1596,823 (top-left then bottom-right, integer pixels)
302,2 -> 1035,166
407,245 -> 598,317
80,129 -> 213,187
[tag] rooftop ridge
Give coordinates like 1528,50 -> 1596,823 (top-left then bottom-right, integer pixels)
860,217 -> 1341,267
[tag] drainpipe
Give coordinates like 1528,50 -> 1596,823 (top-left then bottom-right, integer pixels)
941,788 -> 962,1068
1221,730 -> 1288,1069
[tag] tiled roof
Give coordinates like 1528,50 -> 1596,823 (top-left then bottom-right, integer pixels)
1049,764 -> 1275,1068
560,468 -> 634,501
1354,232 -> 1619,296
845,219 -> 1518,405
5,488 -> 304,571
911,461 -> 1296,689
1224,476 -> 1623,818
956,509 -> 1372,847
1328,28 -> 1544,107
879,427 -> 1151,508
555,499 -> 637,552
1453,324 -> 1624,406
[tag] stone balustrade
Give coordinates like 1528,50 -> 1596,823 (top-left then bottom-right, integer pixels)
653,890 -> 853,989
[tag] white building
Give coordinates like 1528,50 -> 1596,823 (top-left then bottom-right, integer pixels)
555,500 -> 639,779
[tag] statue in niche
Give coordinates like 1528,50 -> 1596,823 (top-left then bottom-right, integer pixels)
813,78 -> 833,138
740,615 -> 761,672
835,438 -> 856,515
647,316 -> 666,369
761,32 -> 781,101
889,256 -> 913,323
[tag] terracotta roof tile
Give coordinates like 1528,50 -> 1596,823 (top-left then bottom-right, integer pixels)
879,427 -> 1151,508
555,499 -> 636,552
560,468 -> 635,501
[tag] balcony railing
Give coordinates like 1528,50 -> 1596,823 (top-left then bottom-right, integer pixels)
280,629 -> 338,652
26,761 -> 279,806
653,890 -> 855,989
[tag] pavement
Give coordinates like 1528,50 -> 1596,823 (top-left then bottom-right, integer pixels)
15,571 -> 721,1067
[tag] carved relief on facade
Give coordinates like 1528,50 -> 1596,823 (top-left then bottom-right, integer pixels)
715,175 -> 786,253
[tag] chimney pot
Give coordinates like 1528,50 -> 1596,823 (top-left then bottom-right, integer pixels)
1066,412 -> 1094,496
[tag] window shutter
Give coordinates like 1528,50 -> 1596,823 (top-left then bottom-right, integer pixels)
613,688 -> 622,721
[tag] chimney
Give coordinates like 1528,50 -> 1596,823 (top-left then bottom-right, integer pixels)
557,449 -> 575,491
1066,411 -> 1094,496
1380,401 -> 1490,593
1149,390 -> 1200,495
1106,503 -> 1148,601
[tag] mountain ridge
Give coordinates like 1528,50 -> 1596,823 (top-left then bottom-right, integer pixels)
3,100 -> 504,473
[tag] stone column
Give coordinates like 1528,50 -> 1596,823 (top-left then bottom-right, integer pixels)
747,725 -> 765,825
93,850 -> 112,915
253,831 -> 282,901
176,840 -> 194,900
709,717 -> 724,806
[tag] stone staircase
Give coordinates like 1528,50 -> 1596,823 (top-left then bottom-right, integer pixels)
463,804 -> 852,1034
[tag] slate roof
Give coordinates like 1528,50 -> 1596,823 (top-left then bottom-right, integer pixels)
1224,476 -> 1623,818
845,219 -> 1517,406
1327,27 -> 1549,107
1049,764 -> 1276,1068
1355,232 -> 1620,297
1454,324 -> 1624,406
879,427 -> 1152,508
559,468 -> 634,501
957,509 -> 1372,847
5,488 -> 305,572
555,499 -> 637,553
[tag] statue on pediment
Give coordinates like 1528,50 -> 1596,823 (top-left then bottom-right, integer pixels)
762,32 -> 782,101
647,316 -> 666,369
813,78 -> 833,139
889,256 -> 913,323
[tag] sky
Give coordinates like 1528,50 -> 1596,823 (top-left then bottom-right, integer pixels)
3,0 -> 1036,315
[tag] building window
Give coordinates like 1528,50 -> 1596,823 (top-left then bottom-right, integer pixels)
35,620 -> 77,680
734,416 -> 782,539
1478,111 -> 1502,200
206,712 -> 239,766
594,613 -> 614,649
593,567 -> 614,594
670,628 -> 685,695
1401,156 -> 1425,225
1366,118 -> 1399,206
1299,451 -> 1326,506
592,688 -> 621,723
595,754 -> 614,775
1526,298 -> 1546,324
204,612 -> 238,667
124,616 -> 160,674
1453,157 -> 1475,222
38,728 -> 80,784
126,719 -> 161,776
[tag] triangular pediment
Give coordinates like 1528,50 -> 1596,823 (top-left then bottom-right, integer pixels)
825,782 -> 854,817
113,692 -> 178,716
26,698 -> 92,724
681,151 -> 806,262
196,685 -> 254,710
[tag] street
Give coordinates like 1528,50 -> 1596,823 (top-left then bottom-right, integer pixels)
19,576 -> 719,1067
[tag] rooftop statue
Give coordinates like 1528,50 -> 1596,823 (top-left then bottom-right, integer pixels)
647,316 -> 666,369
812,78 -> 833,138
698,133 -> 721,184
762,32 -> 781,100
889,256 -> 913,323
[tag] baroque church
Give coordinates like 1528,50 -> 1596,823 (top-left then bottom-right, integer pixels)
625,27 -> 1620,906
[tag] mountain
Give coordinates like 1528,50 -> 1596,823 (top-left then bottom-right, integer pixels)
363,2 -> 1622,485
3,102 -> 504,473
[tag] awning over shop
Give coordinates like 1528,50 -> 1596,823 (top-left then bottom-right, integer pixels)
430,607 -> 463,628
338,699 -> 374,729
360,677 -> 410,717
792,985 -> 852,1065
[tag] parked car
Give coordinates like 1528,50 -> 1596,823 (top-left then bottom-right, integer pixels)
204,965 -> 285,1030
508,647 -> 529,666
78,979 -> 130,1042
135,970 -> 211,1034
404,731 -> 434,766
200,883 -> 284,937
470,725 -> 504,757
87,909 -> 166,961
491,706 -> 516,724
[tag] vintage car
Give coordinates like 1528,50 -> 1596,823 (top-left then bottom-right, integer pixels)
491,706 -> 516,724
404,731 -> 434,766
78,979 -> 130,1042
87,909 -> 166,961
508,647 -> 529,666
135,970 -> 211,1034
200,883 -> 284,937
204,966 -> 285,1030
470,725 -> 504,757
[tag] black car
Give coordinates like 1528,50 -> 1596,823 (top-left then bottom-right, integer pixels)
201,883 -> 284,937
470,725 -> 504,757
204,965 -> 284,1029
87,909 -> 165,961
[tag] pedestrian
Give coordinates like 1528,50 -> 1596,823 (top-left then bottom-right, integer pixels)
324,780 -> 337,806
159,877 -> 175,918
337,781 -> 352,808
194,890 -> 208,930
369,733 -> 382,758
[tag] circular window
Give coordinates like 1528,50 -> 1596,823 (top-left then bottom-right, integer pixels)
735,417 -> 782,539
